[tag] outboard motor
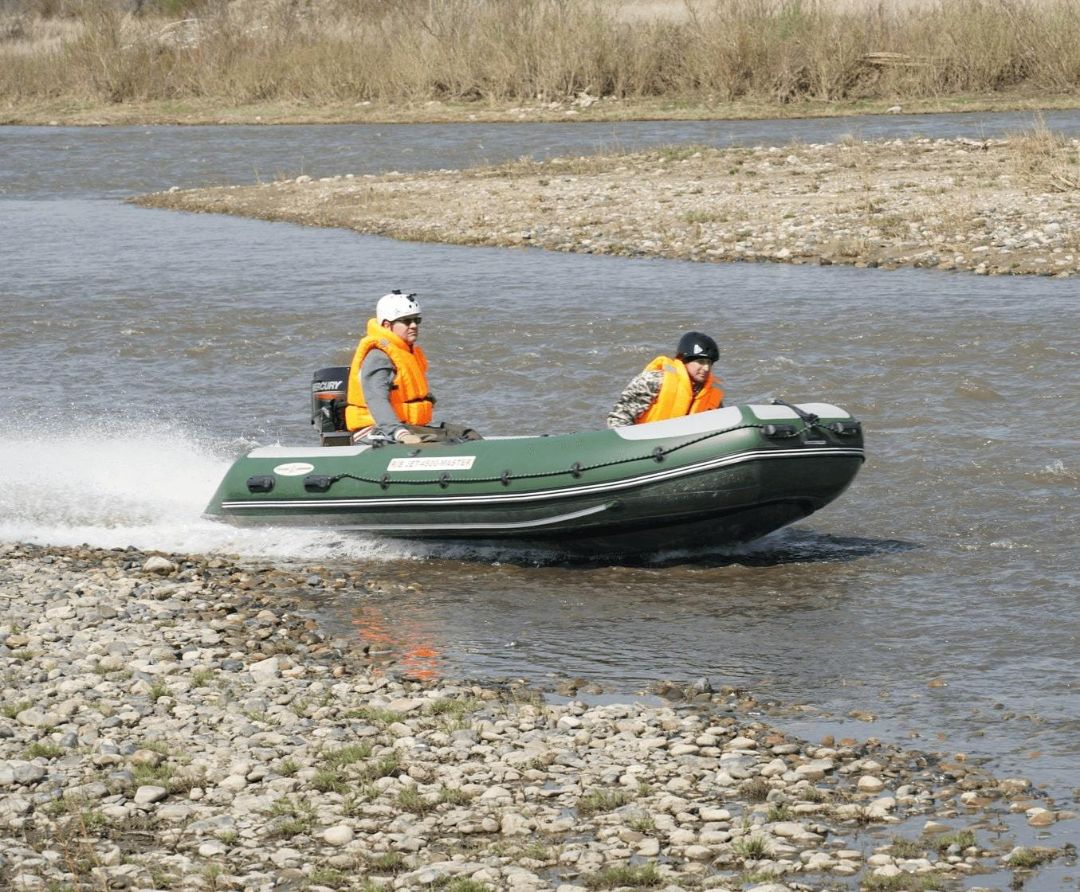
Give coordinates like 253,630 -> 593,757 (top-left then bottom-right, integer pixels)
311,367 -> 351,446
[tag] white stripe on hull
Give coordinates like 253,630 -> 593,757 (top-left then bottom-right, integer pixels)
327,503 -> 612,532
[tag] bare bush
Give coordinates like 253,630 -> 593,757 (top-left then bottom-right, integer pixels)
1010,116 -> 1080,191
2,0 -> 1080,109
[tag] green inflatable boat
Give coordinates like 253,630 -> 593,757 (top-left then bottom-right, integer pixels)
205,370 -> 864,555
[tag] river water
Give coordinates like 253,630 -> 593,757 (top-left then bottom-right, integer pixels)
2,114 -> 1079,843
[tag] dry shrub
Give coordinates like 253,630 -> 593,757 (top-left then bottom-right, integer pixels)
396,0 -> 630,101
62,1 -> 148,101
1023,0 -> 1080,90
916,0 -> 1038,91
886,0 -> 1080,95
3,0 -> 1080,107
1009,117 -> 1080,192
1,0 -> 81,16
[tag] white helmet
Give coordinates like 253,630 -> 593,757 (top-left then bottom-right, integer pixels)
376,290 -> 421,324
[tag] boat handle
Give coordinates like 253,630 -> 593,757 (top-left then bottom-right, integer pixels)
762,424 -> 800,439
246,475 -> 275,493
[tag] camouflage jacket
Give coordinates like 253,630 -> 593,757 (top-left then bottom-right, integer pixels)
606,370 -> 664,428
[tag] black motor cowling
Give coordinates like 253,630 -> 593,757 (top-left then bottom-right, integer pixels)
311,367 -> 349,435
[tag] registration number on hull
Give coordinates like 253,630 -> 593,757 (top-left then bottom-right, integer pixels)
387,456 -> 477,472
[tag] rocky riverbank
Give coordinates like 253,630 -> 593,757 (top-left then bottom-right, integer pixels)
1,542 -> 1075,891
133,135 -> 1080,278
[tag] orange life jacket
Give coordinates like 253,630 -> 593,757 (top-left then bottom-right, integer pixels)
637,355 -> 724,424
345,319 -> 434,430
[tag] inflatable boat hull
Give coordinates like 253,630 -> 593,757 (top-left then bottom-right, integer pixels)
205,404 -> 865,554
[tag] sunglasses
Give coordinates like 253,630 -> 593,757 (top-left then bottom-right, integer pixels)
394,315 -> 422,326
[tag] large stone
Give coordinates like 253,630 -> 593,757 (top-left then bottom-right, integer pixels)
500,812 -> 530,835
1027,808 -> 1056,827
15,708 -> 59,729
130,749 -> 164,768
637,838 -> 660,856
248,657 -> 281,683
218,774 -> 248,793
0,761 -> 46,786
143,556 -> 177,575
323,824 -> 354,845
157,802 -> 194,821
480,785 -> 513,803
795,759 -> 834,779
133,785 -> 168,804
772,821 -> 821,841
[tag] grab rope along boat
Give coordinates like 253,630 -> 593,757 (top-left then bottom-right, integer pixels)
204,367 -> 865,554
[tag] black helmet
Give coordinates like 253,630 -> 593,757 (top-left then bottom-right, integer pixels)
675,331 -> 719,363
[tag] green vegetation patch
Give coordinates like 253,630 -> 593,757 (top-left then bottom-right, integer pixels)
311,767 -> 348,794
424,697 -> 482,718
431,880 -> 491,892
1007,846 -> 1056,869
395,785 -> 434,815
862,872 -> 952,891
190,668 -> 216,687
1,700 -> 32,719
358,752 -> 400,781
889,836 -> 927,859
766,803 -> 791,822
732,834 -> 772,860
25,741 -> 64,759
930,829 -> 976,853
582,862 -> 663,889
437,785 -> 473,807
740,777 -> 771,803
345,706 -> 404,726
625,813 -> 655,833
576,788 -> 633,816
323,743 -> 373,767
265,796 -> 315,838
366,851 -> 407,874
309,867 -> 350,889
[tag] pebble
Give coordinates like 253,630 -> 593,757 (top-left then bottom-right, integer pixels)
0,542 -> 1068,890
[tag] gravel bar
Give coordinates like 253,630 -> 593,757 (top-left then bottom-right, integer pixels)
2,542 -> 1076,890
133,137 -> 1080,278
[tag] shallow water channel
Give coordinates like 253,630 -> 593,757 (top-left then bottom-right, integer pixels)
1,115 -> 1079,883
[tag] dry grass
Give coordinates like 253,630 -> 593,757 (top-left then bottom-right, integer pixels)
1010,114 -> 1080,191
2,0 -> 1080,115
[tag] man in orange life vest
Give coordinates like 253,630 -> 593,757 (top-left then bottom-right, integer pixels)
607,331 -> 724,427
345,290 -> 436,445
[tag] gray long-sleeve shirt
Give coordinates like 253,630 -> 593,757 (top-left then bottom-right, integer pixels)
359,349 -> 407,438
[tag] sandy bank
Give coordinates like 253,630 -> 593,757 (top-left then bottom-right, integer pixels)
134,136 -> 1080,277
6,94 -> 1079,127
1,542 -> 1074,891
